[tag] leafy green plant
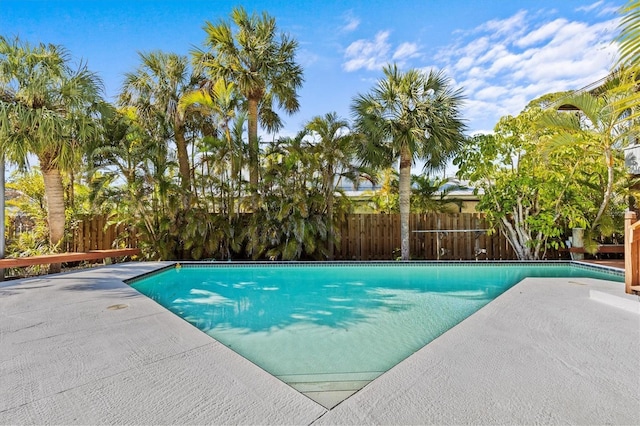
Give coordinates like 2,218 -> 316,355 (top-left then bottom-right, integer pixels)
411,175 -> 466,214
240,134 -> 337,260
455,89 -> 633,260
6,169 -> 51,253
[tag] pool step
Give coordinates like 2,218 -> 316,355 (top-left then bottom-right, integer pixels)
290,379 -> 371,392
590,290 -> 640,314
277,371 -> 383,409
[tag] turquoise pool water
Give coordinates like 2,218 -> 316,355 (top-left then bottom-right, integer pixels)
129,262 -> 622,406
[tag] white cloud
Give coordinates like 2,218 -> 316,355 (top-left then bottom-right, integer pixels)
457,77 -> 486,93
296,49 -> 319,68
474,85 -> 509,101
341,14 -> 360,32
343,31 -> 392,71
343,31 -> 421,72
453,37 -> 491,65
454,55 -> 475,71
466,66 -> 486,78
436,8 -> 620,132
478,10 -> 529,40
597,5 -> 621,17
461,98 -> 509,129
576,1 -> 603,12
393,42 -> 420,60
515,18 -> 567,48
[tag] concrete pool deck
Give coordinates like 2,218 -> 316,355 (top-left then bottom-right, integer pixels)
1,262 -> 638,425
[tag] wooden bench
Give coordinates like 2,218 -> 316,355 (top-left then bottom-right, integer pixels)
0,248 -> 140,269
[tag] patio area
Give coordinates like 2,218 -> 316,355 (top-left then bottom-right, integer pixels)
1,262 -> 638,425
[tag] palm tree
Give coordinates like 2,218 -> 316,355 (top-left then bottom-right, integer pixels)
306,112 -> 366,259
179,77 -> 243,214
352,64 -> 466,260
411,175 -> 466,213
614,1 -> 640,142
193,6 -> 304,188
0,36 -> 103,263
88,105 -> 159,211
119,51 -> 196,206
244,132 -> 328,260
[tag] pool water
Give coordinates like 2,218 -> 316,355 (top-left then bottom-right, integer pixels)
129,262 -> 622,407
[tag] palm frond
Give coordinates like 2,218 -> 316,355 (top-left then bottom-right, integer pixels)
617,0 -> 640,70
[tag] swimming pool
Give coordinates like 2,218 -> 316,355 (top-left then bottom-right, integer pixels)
129,262 -> 623,408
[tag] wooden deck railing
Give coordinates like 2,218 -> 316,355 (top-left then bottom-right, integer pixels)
624,211 -> 640,294
0,248 -> 140,270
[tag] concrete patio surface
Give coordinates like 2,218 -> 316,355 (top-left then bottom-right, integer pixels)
1,262 -> 639,425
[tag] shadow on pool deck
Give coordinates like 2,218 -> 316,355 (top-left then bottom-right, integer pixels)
0,261 -> 638,425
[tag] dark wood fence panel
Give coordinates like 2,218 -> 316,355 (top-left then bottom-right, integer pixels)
71,216 -> 138,252
334,213 -> 517,261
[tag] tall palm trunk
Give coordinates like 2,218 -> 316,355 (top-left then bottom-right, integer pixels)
326,176 -> 335,260
174,127 -> 191,209
593,148 -> 615,228
67,169 -> 75,211
248,97 -> 260,188
399,145 -> 412,260
224,126 -> 237,218
41,163 -> 66,273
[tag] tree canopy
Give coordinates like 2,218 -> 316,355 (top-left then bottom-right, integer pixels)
193,6 -> 304,188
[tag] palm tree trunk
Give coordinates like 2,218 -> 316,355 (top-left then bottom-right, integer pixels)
248,97 -> 259,189
399,145 -> 412,260
225,127 -> 236,218
175,127 -> 191,209
41,165 -> 66,273
327,191 -> 335,260
593,149 -> 614,227
67,169 -> 75,211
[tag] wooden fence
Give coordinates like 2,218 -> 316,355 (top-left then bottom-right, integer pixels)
335,213 -> 516,260
73,213 -> 519,261
70,216 -> 138,252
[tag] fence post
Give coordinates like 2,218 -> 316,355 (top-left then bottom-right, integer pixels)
624,210 -> 637,294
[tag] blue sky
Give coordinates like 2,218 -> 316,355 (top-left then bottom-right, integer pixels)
1,0 -> 622,137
